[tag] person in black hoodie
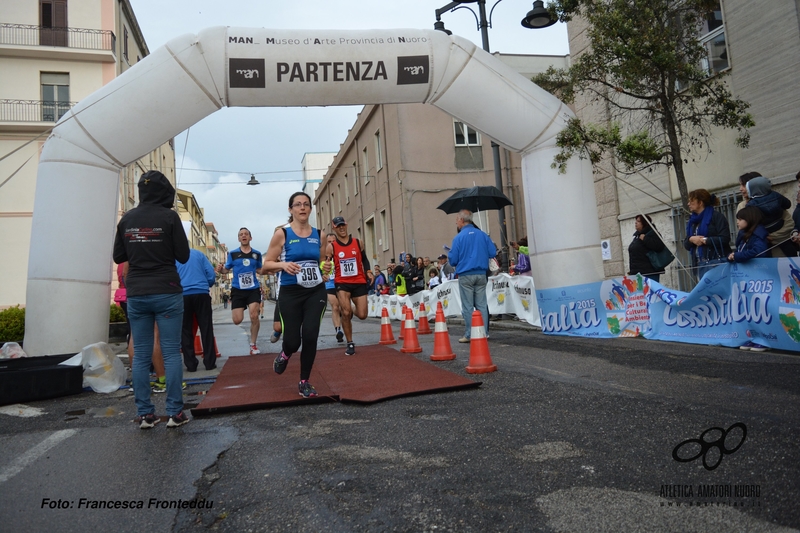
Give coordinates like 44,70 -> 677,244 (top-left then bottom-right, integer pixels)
628,214 -> 666,282
113,170 -> 191,429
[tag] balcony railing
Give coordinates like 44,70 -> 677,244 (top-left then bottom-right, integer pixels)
0,23 -> 115,51
0,99 -> 76,123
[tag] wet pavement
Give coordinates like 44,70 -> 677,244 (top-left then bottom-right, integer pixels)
0,300 -> 799,532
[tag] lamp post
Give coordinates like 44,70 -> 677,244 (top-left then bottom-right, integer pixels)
434,0 -> 555,270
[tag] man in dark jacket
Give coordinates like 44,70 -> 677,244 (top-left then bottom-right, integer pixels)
113,170 -> 191,429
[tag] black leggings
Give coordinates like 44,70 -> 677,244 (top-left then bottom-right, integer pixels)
277,283 -> 327,381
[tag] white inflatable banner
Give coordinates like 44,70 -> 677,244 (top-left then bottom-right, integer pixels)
367,274 -> 541,327
25,26 -> 599,355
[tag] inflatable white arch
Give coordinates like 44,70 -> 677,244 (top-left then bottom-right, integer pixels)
24,27 -> 603,355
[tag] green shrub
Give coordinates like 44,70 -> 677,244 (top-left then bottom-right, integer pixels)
0,306 -> 25,343
110,303 -> 127,323
0,305 -> 125,343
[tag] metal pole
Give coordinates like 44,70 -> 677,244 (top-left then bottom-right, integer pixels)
477,0 -> 509,270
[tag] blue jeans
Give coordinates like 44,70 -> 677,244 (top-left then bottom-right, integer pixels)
127,293 -> 184,416
458,274 -> 489,339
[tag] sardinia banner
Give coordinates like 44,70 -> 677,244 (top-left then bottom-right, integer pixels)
536,258 -> 800,353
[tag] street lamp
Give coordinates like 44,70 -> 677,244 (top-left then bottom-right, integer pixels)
246,173 -> 259,185
521,1 -> 557,29
434,0 -> 556,270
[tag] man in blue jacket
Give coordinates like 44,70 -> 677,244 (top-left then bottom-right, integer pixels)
448,210 -> 497,343
177,249 -> 218,371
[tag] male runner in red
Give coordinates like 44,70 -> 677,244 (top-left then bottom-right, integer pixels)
326,216 -> 374,355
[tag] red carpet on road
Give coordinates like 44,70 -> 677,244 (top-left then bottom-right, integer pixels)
191,344 -> 480,416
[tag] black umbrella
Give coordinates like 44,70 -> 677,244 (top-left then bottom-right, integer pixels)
436,185 -> 512,214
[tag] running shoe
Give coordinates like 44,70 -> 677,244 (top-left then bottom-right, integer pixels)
336,329 -> 344,343
274,352 -> 289,375
166,411 -> 190,428
270,330 -> 281,344
298,380 -> 318,398
151,379 -> 187,392
135,413 -> 160,429
250,343 -> 261,355
749,343 -> 769,352
345,342 -> 355,356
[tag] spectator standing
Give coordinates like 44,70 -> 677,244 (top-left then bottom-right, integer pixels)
437,254 -> 455,280
727,206 -> 771,352
428,268 -> 441,289
176,248 -> 217,372
744,173 -> 796,257
683,189 -> 731,281
386,260 -> 398,293
449,209 -> 497,343
511,237 -> 533,278
728,206 -> 771,263
792,170 -> 800,245
222,292 -> 229,309
627,216 -> 666,282
408,257 -> 425,295
393,265 -> 408,296
402,253 -> 415,280
423,257 -> 437,286
113,170 -> 190,429
372,265 -> 387,294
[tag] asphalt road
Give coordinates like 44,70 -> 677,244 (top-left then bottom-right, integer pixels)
0,301 -> 798,533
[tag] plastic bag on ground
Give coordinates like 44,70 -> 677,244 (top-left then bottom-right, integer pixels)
81,342 -> 126,393
0,342 -> 27,359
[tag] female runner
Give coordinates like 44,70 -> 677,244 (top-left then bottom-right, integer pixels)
261,192 -> 330,397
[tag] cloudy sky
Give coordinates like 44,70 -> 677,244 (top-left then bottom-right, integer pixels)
127,0 -> 569,251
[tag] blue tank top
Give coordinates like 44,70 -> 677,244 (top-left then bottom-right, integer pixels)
280,226 -> 323,288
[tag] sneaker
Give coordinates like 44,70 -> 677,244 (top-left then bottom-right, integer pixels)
135,413 -> 160,429
250,343 -> 261,355
345,342 -> 355,356
152,379 -> 187,392
298,380 -> 318,398
336,329 -> 344,343
749,343 -> 769,352
739,341 -> 756,351
166,411 -> 190,428
270,330 -> 282,344
273,352 -> 289,375
458,337 -> 470,343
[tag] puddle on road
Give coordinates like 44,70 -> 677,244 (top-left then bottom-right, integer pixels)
86,407 -> 122,418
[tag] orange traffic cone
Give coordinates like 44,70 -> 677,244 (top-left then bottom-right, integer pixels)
194,331 -> 203,356
192,318 -> 221,358
465,310 -> 496,373
398,305 -> 406,340
379,307 -> 397,345
400,307 -> 422,353
417,302 -> 432,335
430,302 -> 456,361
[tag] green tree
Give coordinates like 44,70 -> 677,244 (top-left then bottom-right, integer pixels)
533,0 -> 754,211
